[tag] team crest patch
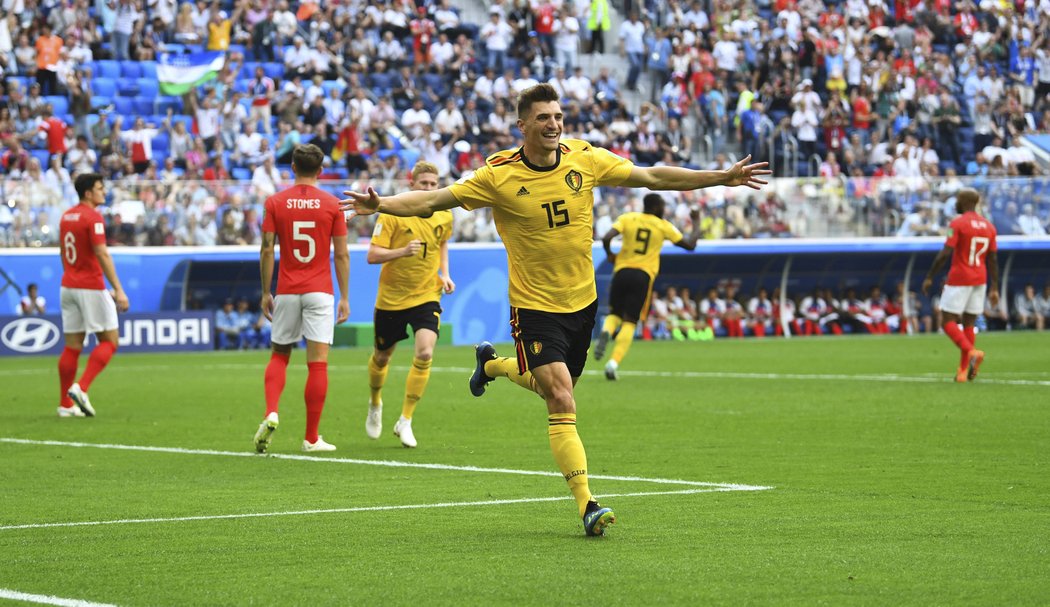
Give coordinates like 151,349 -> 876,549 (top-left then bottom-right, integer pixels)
564,170 -> 583,193
530,341 -> 543,355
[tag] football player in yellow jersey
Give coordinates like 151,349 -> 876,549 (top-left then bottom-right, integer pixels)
341,84 -> 770,537
594,193 -> 701,380
365,161 -> 455,448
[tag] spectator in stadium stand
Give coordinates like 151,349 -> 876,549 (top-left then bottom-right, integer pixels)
112,0 -> 142,61
1035,285 -> 1050,327
33,24 -> 62,96
747,288 -> 773,338
587,0 -> 611,55
18,283 -> 46,315
1014,284 -> 1045,331
1018,204 -> 1047,236
67,136 -> 97,175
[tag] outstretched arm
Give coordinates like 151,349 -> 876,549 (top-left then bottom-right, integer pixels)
921,246 -> 952,295
618,155 -> 771,191
340,186 -> 460,217
367,240 -> 421,264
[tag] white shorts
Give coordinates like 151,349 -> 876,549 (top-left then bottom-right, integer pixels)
940,284 -> 986,316
61,287 -> 119,334
271,292 -> 335,345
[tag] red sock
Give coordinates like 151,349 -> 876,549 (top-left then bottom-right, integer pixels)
753,323 -> 765,338
304,361 -> 328,443
943,321 -> 974,354
264,351 -> 290,416
961,325 -> 976,367
58,347 -> 80,407
830,323 -> 843,335
78,341 -> 116,392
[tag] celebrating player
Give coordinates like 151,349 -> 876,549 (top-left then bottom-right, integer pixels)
341,84 -> 769,536
365,161 -> 455,448
594,193 -> 700,380
57,173 -> 130,417
253,144 -> 350,453
921,188 -> 999,382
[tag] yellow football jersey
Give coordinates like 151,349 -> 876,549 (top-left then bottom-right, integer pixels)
371,211 -> 454,310
448,139 -> 634,313
610,212 -> 684,279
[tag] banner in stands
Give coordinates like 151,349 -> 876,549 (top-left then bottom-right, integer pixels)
0,312 -> 213,356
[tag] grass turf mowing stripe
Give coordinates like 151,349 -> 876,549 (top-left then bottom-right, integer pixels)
0,438 -> 772,491
0,588 -> 118,607
0,487 -> 750,532
3,364 -> 1048,386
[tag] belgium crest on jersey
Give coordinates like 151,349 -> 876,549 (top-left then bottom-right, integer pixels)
565,170 -> 582,194
530,341 -> 543,355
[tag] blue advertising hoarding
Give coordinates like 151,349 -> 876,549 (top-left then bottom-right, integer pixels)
0,312 -> 213,356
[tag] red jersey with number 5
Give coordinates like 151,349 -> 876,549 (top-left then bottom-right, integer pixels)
262,184 -> 348,295
945,211 -> 997,286
60,203 -> 107,290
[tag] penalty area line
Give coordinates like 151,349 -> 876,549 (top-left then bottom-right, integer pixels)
0,588 -> 118,607
0,487 -> 745,532
0,438 -> 771,491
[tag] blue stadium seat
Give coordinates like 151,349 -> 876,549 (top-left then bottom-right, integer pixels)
228,44 -> 247,57
422,73 -> 447,96
120,61 -> 142,79
155,96 -> 181,114
140,61 -> 157,79
152,131 -> 169,153
232,80 -> 250,94
97,60 -> 121,79
376,149 -> 397,161
164,43 -> 187,55
44,95 -> 68,115
321,80 -> 345,96
132,97 -> 155,116
231,167 -> 252,181
137,78 -> 159,98
6,76 -> 30,92
171,115 -> 194,131
262,62 -> 284,81
113,97 -> 133,116
117,78 -> 141,96
90,96 -> 111,110
91,77 -> 117,97
30,149 -> 50,167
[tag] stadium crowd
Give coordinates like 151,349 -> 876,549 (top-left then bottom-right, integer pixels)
1,0 -> 1049,248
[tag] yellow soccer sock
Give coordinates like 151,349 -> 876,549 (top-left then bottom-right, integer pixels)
610,322 -> 637,364
601,314 -> 622,336
368,353 -> 389,405
401,356 -> 431,420
548,413 -> 592,517
484,356 -> 542,395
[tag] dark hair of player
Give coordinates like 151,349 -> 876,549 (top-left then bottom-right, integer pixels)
292,144 -> 325,176
74,173 -> 104,200
643,193 -> 665,216
517,83 -> 560,119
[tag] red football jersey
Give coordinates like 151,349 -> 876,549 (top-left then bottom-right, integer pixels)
59,203 -> 107,290
945,211 -> 997,286
262,184 -> 348,295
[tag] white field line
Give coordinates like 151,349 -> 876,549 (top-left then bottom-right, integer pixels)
0,487 -> 742,533
2,363 -> 1049,386
0,438 -> 767,491
0,589 -> 117,607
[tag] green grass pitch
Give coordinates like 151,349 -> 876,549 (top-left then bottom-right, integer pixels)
1,333 -> 1048,605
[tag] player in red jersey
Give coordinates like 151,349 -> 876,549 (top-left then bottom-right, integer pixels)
253,144 -> 350,453
922,188 -> 999,382
57,173 -> 130,417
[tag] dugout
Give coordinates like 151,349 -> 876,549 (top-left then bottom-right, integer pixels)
595,238 -> 1050,334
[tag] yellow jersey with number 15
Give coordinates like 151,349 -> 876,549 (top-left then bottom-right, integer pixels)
371,211 -> 454,310
610,212 -> 684,279
448,138 -> 634,313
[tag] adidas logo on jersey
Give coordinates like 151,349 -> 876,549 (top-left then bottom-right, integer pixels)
516,186 -> 530,197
